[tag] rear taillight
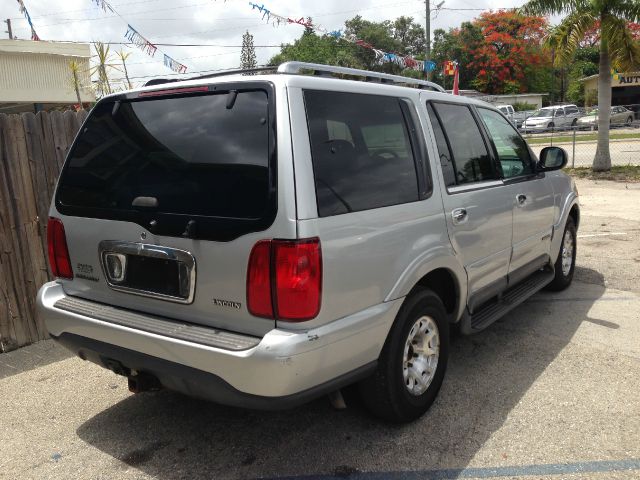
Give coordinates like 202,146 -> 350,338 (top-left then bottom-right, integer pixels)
47,218 -> 73,279
247,238 -> 322,321
246,240 -> 273,318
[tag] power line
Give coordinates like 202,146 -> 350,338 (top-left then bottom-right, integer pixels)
22,39 -> 282,47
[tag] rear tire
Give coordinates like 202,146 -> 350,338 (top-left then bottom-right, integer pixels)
546,217 -> 577,291
359,288 -> 449,423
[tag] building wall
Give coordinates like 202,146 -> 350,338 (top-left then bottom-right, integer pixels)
0,40 -> 94,105
583,72 -> 640,106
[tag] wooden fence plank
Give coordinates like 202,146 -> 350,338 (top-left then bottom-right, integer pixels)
0,110 -> 87,349
0,114 -> 32,348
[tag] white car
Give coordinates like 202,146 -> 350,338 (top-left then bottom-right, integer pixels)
522,105 -> 581,132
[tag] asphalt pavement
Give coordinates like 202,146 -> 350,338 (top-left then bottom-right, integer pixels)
1,178 -> 639,480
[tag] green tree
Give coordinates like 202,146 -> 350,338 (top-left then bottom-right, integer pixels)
522,0 -> 640,171
269,31 -> 359,67
241,30 -> 258,72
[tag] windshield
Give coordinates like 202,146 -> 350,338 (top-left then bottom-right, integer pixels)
56,86 -> 276,240
530,109 -> 553,118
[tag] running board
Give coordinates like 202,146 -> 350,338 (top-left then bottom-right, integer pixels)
459,268 -> 555,335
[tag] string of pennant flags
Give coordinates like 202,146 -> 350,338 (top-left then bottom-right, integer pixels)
16,0 -> 40,41
93,0 -> 187,74
248,2 -> 437,73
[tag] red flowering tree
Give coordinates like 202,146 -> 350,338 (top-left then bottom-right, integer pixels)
580,21 -> 640,47
465,10 -> 549,94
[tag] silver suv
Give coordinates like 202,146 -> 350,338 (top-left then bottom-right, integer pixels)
37,62 -> 579,422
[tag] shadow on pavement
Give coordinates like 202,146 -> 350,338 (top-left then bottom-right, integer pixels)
77,269 -> 606,480
0,339 -> 72,380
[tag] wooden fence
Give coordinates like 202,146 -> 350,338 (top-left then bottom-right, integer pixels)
0,110 -> 87,352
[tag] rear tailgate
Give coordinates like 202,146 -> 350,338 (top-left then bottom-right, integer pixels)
50,81 -> 294,337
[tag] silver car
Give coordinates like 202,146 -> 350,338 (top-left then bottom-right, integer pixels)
577,106 -> 635,130
37,62 -> 579,423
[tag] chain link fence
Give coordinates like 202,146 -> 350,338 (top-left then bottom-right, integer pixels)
519,104 -> 640,168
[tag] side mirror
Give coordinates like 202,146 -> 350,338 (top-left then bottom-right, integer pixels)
538,146 -> 568,171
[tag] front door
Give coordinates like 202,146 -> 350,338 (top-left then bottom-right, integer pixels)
424,99 -> 513,311
475,107 -> 555,284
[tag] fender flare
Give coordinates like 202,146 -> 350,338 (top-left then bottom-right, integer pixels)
550,192 -> 579,261
385,245 -> 467,323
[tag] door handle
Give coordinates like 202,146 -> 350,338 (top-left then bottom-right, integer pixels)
516,194 -> 527,206
452,208 -> 468,224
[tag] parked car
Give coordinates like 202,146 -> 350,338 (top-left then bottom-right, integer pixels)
521,104 -> 581,132
37,62 -> 579,423
576,106 -> 634,130
496,104 -> 529,129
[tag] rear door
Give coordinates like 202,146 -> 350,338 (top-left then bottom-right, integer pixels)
425,99 -> 513,311
476,107 -> 554,284
52,82 -> 294,336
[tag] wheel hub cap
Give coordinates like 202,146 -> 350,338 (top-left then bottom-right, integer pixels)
402,316 -> 440,396
561,229 -> 574,276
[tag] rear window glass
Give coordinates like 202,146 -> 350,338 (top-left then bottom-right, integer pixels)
57,89 -> 271,222
304,90 -> 420,217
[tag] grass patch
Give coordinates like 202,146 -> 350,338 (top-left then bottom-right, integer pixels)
565,165 -> 640,182
526,132 -> 640,144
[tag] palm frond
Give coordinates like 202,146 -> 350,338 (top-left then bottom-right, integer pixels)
603,14 -> 640,71
544,11 -> 597,65
520,0 -> 582,17
608,0 -> 640,23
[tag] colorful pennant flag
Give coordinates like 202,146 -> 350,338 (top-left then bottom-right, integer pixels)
16,0 -> 40,40
248,2 -> 431,74
93,0 -> 114,13
164,54 -> 188,74
91,0 -> 187,74
125,24 -> 158,57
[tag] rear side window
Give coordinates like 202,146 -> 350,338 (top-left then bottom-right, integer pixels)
304,90 -> 420,217
56,86 -> 276,241
429,102 -> 497,186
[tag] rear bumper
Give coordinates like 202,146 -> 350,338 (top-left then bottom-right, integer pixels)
37,282 -> 402,408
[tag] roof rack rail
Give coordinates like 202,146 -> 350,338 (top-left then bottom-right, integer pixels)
277,62 -> 446,93
144,62 -> 446,92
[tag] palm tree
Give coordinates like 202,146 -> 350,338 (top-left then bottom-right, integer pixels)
91,42 -> 120,98
116,49 -> 134,90
67,60 -> 84,108
522,0 -> 640,171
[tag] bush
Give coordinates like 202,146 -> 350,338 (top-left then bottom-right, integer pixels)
512,102 -> 538,111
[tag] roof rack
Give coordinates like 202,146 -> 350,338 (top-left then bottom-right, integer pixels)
144,62 -> 446,92
278,62 -> 446,92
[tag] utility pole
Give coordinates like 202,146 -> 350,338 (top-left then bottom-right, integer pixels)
4,19 -> 13,39
425,1 -> 431,81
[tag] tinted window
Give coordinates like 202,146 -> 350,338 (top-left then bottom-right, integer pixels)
304,90 -> 420,217
426,103 -> 456,187
56,88 -> 275,240
555,109 -> 564,117
431,103 -> 496,185
478,108 -> 533,178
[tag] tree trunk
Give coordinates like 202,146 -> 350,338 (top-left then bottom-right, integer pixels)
593,37 -> 612,172
72,70 -> 82,107
122,59 -> 132,90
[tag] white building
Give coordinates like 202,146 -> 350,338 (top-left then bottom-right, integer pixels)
0,39 -> 95,113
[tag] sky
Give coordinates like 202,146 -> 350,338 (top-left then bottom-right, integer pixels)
1,0 -> 527,89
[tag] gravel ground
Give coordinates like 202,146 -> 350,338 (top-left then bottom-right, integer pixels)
1,178 -> 639,480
